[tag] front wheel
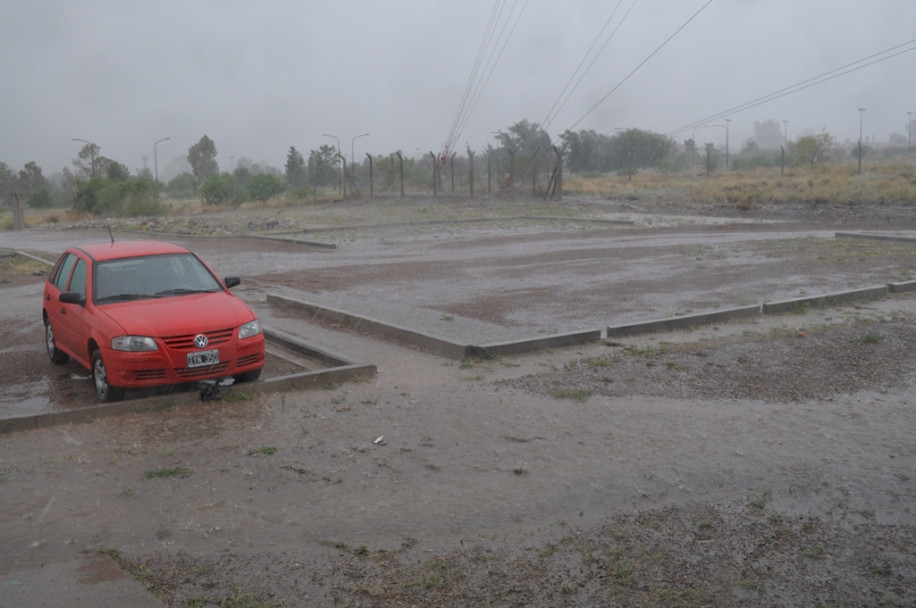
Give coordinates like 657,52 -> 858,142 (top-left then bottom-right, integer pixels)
45,319 -> 69,364
92,350 -> 124,402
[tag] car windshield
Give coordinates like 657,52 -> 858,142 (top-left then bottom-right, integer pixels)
94,253 -> 223,303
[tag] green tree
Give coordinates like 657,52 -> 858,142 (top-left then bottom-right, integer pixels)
0,162 -> 13,199
198,172 -> 236,206
495,119 -> 551,157
285,146 -> 307,188
73,143 -> 101,179
16,162 -> 53,207
308,144 -> 338,188
248,173 -> 286,202
168,172 -> 197,198
793,132 -> 833,168
188,135 -> 219,186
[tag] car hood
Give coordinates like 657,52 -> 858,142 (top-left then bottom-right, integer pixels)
99,292 -> 257,336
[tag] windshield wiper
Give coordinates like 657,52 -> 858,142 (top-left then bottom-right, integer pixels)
155,288 -> 217,296
97,293 -> 157,303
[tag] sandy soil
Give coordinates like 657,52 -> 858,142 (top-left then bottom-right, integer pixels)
0,197 -> 914,607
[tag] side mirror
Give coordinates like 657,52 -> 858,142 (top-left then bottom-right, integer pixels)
224,276 -> 241,289
59,292 -> 84,305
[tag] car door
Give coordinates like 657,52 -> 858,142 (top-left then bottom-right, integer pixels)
50,254 -> 91,363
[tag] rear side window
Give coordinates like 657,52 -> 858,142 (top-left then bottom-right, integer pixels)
52,253 -> 77,291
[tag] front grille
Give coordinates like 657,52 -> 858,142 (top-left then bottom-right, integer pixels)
237,353 -> 264,367
134,369 -> 167,380
175,362 -> 230,379
162,328 -> 234,350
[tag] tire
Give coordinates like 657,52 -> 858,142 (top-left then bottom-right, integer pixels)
44,319 -> 69,364
91,349 -> 124,402
233,368 -> 262,384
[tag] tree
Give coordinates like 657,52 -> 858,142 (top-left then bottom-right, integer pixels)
198,172 -> 236,206
16,162 -> 52,208
793,132 -> 833,168
285,146 -> 307,188
495,119 -> 551,157
188,135 -> 219,185
167,172 -> 197,198
249,173 -> 286,202
308,145 -> 338,188
73,143 -> 101,179
0,162 -> 12,198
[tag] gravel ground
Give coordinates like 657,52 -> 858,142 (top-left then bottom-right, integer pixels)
2,197 -> 914,607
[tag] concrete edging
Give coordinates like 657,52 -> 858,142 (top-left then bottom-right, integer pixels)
761,285 -> 888,314
267,293 -> 469,358
607,305 -> 761,338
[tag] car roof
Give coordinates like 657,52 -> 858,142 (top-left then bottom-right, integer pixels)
74,240 -> 192,262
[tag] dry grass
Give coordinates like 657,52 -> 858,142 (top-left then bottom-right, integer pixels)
565,162 -> 916,209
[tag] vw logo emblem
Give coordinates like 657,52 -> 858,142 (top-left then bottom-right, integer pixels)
194,334 -> 209,348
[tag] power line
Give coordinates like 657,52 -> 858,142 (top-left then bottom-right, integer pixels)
541,0 -> 637,132
442,0 -> 528,158
566,0 -> 713,133
667,38 -> 916,137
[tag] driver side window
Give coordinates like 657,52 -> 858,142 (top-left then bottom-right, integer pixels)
69,259 -> 88,299
53,253 -> 77,291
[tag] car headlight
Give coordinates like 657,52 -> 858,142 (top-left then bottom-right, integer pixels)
239,319 -> 262,340
112,336 -> 158,351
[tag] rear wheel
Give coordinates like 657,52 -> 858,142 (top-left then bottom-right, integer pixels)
44,319 -> 69,364
92,349 -> 124,402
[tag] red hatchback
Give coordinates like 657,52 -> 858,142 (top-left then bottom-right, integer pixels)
43,240 -> 266,401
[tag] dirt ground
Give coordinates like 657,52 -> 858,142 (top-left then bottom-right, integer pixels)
1,197 -> 914,607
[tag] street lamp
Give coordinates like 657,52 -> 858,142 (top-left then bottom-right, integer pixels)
72,138 -> 97,177
322,134 -> 341,193
858,107 -> 865,174
351,132 -> 369,166
154,137 -> 169,201
908,111 -> 913,157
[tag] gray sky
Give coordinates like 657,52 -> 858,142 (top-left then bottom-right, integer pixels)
2,0 -> 914,177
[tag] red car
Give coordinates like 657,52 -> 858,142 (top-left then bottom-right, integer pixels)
43,240 -> 265,401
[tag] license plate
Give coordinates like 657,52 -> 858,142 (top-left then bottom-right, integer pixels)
187,350 -> 219,368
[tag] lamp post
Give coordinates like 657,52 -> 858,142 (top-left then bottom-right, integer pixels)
322,134 -> 341,193
72,138 -> 97,177
350,132 -> 369,188
858,107 -> 865,174
154,137 -> 169,201
351,132 -> 369,166
908,111 -> 913,157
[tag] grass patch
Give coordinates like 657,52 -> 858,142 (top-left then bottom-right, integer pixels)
144,466 -> 192,479
551,388 -> 590,402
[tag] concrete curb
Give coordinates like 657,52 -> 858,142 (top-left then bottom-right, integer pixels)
835,231 -> 916,244
607,305 -> 761,338
0,326 -> 376,435
760,285 -> 888,314
890,280 -> 916,293
267,293 -> 468,358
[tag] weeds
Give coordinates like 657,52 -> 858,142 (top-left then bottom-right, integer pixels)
144,466 -> 192,479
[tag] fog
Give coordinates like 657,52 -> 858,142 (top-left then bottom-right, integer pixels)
2,0 -> 913,178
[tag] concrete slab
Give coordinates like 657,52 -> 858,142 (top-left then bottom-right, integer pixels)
0,555 -> 165,608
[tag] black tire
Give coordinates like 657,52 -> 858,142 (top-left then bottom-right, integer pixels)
44,319 -> 69,364
91,349 -> 124,402
233,368 -> 262,384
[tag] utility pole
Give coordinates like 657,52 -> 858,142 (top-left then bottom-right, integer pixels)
908,111 -> 913,157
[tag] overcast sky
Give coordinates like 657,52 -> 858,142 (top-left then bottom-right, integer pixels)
2,0 -> 914,177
